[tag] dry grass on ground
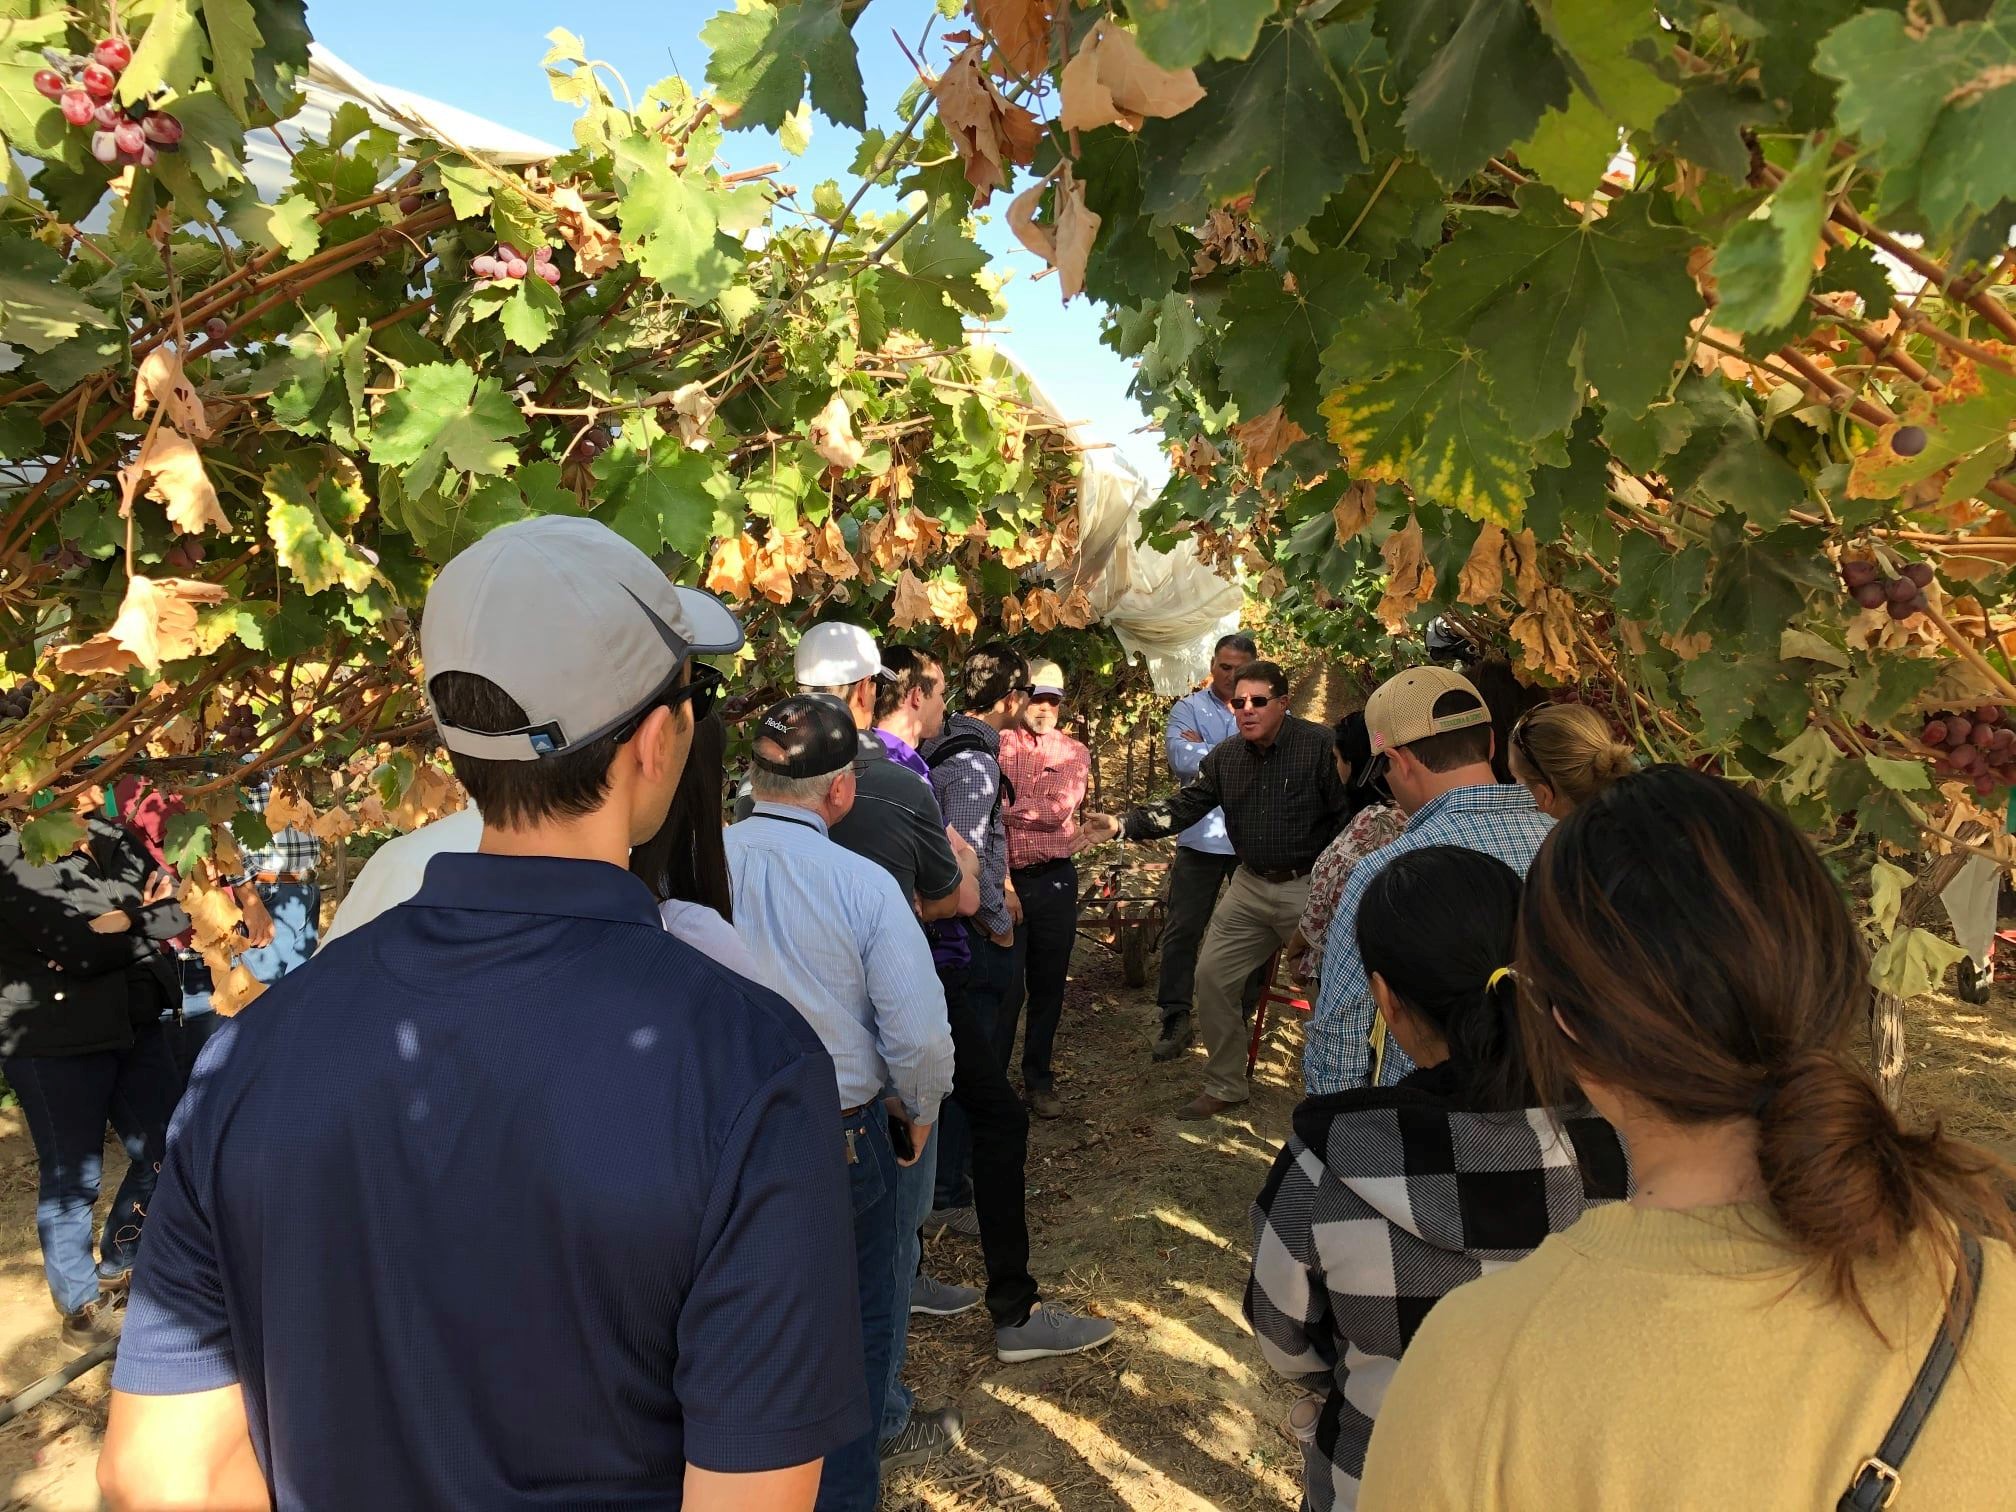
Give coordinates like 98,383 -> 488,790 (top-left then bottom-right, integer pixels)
3,929 -> 2015,1509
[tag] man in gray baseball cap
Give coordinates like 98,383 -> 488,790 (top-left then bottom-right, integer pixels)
104,514 -> 875,1509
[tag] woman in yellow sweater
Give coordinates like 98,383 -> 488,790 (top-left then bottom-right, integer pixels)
1361,766 -> 2016,1511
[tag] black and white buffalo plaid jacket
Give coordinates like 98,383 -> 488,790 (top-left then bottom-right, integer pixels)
1244,1062 -> 1628,1511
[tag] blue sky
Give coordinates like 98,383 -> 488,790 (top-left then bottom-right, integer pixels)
306,0 -> 1169,485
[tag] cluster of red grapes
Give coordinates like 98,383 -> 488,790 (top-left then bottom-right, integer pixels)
395,169 -> 428,216
1919,706 -> 2016,796
1841,557 -> 1934,620
33,38 -> 183,168
471,243 -> 561,287
164,538 -> 206,571
568,424 -> 613,463
0,684 -> 39,725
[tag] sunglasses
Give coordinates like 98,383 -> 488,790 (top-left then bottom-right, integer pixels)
1229,694 -> 1275,710
615,661 -> 724,744
1028,692 -> 1063,707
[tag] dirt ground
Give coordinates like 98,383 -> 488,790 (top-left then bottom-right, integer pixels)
4,906 -> 2016,1509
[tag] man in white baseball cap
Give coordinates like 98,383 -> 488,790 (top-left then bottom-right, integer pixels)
106,517 -> 871,1510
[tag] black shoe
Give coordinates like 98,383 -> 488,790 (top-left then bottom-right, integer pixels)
879,1404 -> 964,1470
62,1299 -> 119,1348
1152,1014 -> 1195,1062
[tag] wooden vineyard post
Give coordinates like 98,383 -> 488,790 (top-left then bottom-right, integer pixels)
1870,821 -> 1991,1107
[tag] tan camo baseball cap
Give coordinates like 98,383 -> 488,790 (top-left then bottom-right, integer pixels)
1364,666 -> 1490,754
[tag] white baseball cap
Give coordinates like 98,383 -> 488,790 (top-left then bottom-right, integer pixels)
421,516 -> 743,762
795,622 -> 889,687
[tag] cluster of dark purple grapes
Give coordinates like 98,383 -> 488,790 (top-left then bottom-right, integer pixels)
164,538 -> 206,571
1921,707 -> 2016,797
0,684 -> 39,725
216,703 -> 258,746
1841,557 -> 1933,620
568,424 -> 613,464
33,38 -> 184,168
471,243 -> 561,287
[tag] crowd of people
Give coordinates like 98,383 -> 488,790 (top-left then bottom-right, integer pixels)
1,512 -> 2011,1509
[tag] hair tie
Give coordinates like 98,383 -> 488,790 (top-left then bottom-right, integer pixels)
1486,966 -> 1516,992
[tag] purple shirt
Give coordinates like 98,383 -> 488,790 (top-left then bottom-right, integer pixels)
876,727 -> 932,780
877,727 -> 968,969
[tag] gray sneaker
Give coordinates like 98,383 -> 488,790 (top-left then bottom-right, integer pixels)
995,1303 -> 1117,1363
927,1203 -> 982,1240
911,1273 -> 982,1316
879,1404 -> 964,1470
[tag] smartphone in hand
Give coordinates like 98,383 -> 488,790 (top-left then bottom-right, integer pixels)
888,1112 -> 914,1163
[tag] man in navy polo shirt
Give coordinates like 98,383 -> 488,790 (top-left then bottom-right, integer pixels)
99,517 -> 866,1511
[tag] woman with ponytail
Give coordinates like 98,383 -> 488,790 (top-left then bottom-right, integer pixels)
1362,767 -> 2016,1511
1506,702 -> 1635,818
1245,846 -> 1627,1512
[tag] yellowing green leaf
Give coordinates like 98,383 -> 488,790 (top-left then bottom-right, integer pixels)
264,463 -> 376,595
1869,859 -> 1914,937
702,0 -> 866,132
1320,339 -> 1534,527
1709,139 -> 1829,333
1771,724 -> 1839,803
20,811 -> 87,868
201,0 -> 267,121
500,274 -> 562,351
1868,925 -> 1967,1000
121,0 -> 205,105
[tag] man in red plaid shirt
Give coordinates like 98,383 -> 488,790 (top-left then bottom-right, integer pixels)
996,660 -> 1120,1118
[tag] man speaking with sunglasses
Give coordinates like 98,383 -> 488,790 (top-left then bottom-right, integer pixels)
1116,661 -> 1353,1121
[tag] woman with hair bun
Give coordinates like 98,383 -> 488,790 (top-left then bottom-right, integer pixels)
1506,703 -> 1634,819
1361,766 -> 2016,1511
1246,846 -> 1627,1512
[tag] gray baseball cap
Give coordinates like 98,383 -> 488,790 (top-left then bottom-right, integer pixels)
421,516 -> 744,762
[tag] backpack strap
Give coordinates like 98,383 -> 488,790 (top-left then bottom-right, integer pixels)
1837,1232 -> 1986,1511
926,729 -> 1012,819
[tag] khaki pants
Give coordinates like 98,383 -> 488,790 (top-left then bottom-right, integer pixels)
1193,866 -> 1309,1103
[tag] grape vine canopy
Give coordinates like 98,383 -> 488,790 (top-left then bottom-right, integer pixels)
7,0 -> 2016,1070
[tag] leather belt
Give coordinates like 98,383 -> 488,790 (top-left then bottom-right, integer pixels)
840,1102 -> 871,1118
1244,862 -> 1313,885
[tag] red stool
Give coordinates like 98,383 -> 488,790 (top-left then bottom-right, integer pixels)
1246,947 -> 1311,1077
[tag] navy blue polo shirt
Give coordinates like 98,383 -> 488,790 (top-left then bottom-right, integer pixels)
113,853 -> 866,1509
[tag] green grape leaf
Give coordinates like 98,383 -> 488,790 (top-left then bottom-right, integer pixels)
1661,380 -> 1809,525
1613,534 -> 1709,637
1866,755 -> 1933,794
438,162 -> 494,221
1320,336 -> 1535,526
500,274 -> 563,351
1770,724 -> 1841,803
1417,186 -> 1701,439
121,0 -> 206,105
0,14 -> 77,161
1401,0 -> 1570,186
614,140 -> 742,303
702,0 -> 866,133
1686,520 -> 1831,655
1869,926 -> 1967,1000
1814,241 -> 1896,320
1654,80 -> 1775,183
0,241 -> 113,354
264,463 -> 377,595
1131,0 -> 1278,68
1177,17 -> 1376,237
367,362 -> 528,495
161,812 -> 214,873
1708,138 -> 1828,333
20,811 -> 86,868
1539,0 -> 1677,131
405,475 -> 531,561
224,191 -> 322,260
593,437 -> 720,557
1215,250 -> 1382,427
1514,92 -> 1618,197
1678,653 -> 1805,748
1838,655 -> 1944,729
1074,126 -> 1189,304
201,0 -> 266,121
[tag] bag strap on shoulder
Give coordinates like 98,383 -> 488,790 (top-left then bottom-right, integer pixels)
1836,1231 -> 1986,1512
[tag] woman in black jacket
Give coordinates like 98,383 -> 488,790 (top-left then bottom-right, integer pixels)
0,805 -> 189,1345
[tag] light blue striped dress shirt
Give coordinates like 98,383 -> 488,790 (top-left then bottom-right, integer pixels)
724,800 -> 955,1123
1166,686 -> 1239,854
1304,784 -> 1554,1094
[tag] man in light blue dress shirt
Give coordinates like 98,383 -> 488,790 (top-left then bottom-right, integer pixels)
1154,632 -> 1265,1061
724,695 -> 956,1512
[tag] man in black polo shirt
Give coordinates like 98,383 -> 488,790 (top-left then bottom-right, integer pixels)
1118,661 -> 1352,1120
100,517 -> 866,1511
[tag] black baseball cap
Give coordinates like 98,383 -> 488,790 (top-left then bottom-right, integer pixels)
752,694 -> 859,779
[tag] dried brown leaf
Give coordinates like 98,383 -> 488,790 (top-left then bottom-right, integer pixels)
1510,585 -> 1582,681
890,569 -> 934,631
1332,479 -> 1377,542
705,534 -> 762,600
1374,517 -> 1435,633
973,0 -> 1055,76
933,43 -> 1043,207
121,426 -> 228,535
807,391 -> 866,470
1457,523 -> 1507,605
133,347 -> 211,439
1228,406 -> 1308,479
552,185 -> 624,277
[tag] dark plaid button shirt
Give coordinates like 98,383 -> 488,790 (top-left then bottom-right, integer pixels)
1124,714 -> 1351,876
